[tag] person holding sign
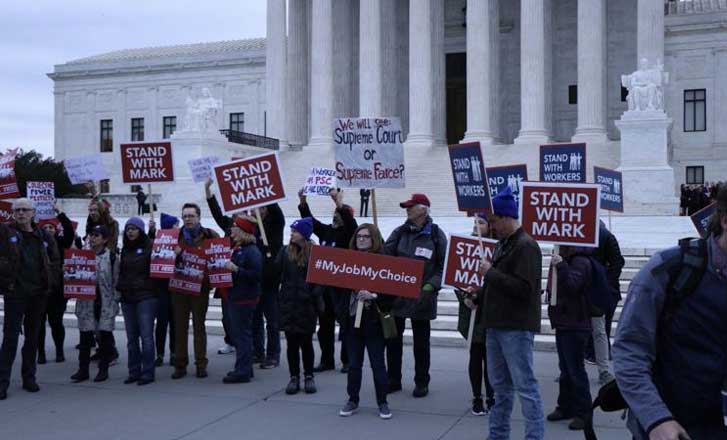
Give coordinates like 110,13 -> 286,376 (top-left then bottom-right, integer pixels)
117,217 -> 158,386
276,218 -> 321,395
85,199 -> 120,254
338,223 -> 395,420
220,217 -> 262,384
149,213 -> 179,367
71,225 -> 120,384
384,194 -> 447,398
298,188 -> 358,374
0,199 -> 56,400
472,187 -> 545,439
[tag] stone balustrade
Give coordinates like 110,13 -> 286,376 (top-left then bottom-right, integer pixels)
665,0 -> 727,15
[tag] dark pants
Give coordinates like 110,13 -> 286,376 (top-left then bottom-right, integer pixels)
227,302 -> 255,379
221,296 -> 232,346
137,202 -> 144,215
78,330 -> 114,372
285,332 -> 314,377
155,287 -> 175,358
317,291 -> 348,367
360,198 -> 369,217
0,295 -> 46,389
386,317 -> 431,387
555,330 -> 592,420
172,293 -> 209,370
38,294 -> 67,358
470,340 -> 495,402
122,298 -> 158,381
253,287 -> 281,361
345,309 -> 388,405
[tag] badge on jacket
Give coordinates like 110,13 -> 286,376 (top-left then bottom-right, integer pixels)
136,248 -> 143,254
415,247 -> 433,259
9,236 -> 17,243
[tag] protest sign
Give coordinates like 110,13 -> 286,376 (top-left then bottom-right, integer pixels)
690,202 -> 716,237
204,237 -> 233,289
187,156 -> 221,183
169,247 -> 207,295
448,142 -> 492,213
120,142 -> 174,183
63,249 -> 97,299
0,149 -> 20,199
442,234 -> 497,290
64,154 -> 108,184
27,181 -> 55,220
306,246 -> 425,299
0,201 -> 12,223
213,152 -> 287,213
540,143 -> 587,183
302,167 -> 337,196
150,229 -> 180,279
333,117 -> 405,188
486,164 -> 528,203
594,167 -> 624,212
519,182 -> 601,247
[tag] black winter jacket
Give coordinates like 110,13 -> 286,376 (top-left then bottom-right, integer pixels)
592,223 -> 625,304
0,222 -> 55,298
117,233 -> 156,303
548,250 -> 593,332
276,245 -> 322,334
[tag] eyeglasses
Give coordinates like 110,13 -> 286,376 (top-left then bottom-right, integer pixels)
181,214 -> 198,219
13,208 -> 33,213
356,234 -> 372,240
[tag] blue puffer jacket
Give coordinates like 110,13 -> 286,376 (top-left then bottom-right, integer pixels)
228,243 -> 262,303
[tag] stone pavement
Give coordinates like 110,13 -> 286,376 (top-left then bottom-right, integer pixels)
0,332 -> 629,440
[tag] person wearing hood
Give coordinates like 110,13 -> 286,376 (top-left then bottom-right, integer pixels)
383,193 -> 447,398
117,217 -> 158,385
149,212 -> 179,367
545,246 -> 593,431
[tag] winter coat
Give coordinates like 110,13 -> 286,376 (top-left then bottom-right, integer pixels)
75,249 -> 120,332
228,242 -> 263,304
547,250 -> 592,332
117,233 -> 156,304
0,222 -> 54,298
276,245 -> 322,334
384,217 -> 447,320
479,228 -> 542,333
592,223 -> 625,308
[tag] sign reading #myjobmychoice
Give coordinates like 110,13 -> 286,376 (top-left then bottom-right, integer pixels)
540,143 -> 586,183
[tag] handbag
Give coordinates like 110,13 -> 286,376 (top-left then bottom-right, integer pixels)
376,304 -> 397,340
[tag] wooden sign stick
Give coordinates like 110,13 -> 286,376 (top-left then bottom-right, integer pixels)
255,208 -> 272,258
371,189 -> 379,228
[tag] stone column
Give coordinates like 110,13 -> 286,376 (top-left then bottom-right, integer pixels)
432,0 -> 446,146
85,91 -> 97,155
288,0 -> 309,148
572,0 -> 608,143
637,0 -> 664,65
359,0 -> 382,116
53,91 -> 65,159
147,87 -> 158,139
309,0 -> 334,147
463,0 -> 495,145
266,0 -> 287,146
406,0 -> 435,147
514,0 -> 552,144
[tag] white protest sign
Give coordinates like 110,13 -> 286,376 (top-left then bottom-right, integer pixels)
64,154 -> 108,184
302,167 -> 336,196
27,181 -> 55,220
187,156 -> 221,183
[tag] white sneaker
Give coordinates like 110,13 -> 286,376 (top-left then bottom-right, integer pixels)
217,344 -> 235,355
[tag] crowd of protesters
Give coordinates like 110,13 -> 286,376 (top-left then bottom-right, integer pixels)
1,180 -> 726,440
680,181 -> 723,215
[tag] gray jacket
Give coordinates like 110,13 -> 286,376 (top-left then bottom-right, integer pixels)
75,250 -> 120,332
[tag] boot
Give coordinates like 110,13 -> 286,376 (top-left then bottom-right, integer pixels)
37,351 -> 47,365
94,362 -> 109,382
72,347 -> 91,382
71,368 -> 89,383
55,348 -> 65,363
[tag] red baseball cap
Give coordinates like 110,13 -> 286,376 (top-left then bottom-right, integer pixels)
233,216 -> 257,235
399,193 -> 431,208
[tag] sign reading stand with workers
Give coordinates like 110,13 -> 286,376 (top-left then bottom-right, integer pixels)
594,166 -> 624,212
63,249 -> 98,299
540,143 -> 587,183
442,234 -> 497,290
486,164 -> 528,204
690,202 -> 716,237
519,182 -> 601,247
306,246 -> 425,299
213,152 -> 287,213
120,142 -> 174,183
447,142 -> 492,213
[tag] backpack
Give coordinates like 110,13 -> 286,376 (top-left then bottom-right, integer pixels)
586,257 -> 617,317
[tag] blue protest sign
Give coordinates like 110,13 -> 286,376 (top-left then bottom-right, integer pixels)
540,143 -> 587,183
448,142 -> 492,213
594,166 -> 624,212
690,202 -> 716,236
486,164 -> 528,203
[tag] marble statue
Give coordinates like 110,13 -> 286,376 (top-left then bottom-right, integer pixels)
182,87 -> 221,132
621,58 -> 670,112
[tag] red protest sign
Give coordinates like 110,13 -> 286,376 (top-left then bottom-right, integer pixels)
0,149 -> 21,199
442,234 -> 497,290
120,142 -> 174,183
63,249 -> 97,299
519,182 -> 601,247
0,201 -> 12,223
214,152 -> 287,213
150,229 -> 179,279
306,246 -> 425,299
169,247 -> 207,295
204,237 -> 233,289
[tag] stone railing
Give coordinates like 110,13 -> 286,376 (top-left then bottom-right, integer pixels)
665,0 -> 727,15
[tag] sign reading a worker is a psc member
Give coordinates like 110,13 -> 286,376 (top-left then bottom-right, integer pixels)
213,152 -> 287,213
540,143 -> 586,183
120,142 -> 174,183
594,166 -> 624,212
519,182 -> 601,247
447,142 -> 492,213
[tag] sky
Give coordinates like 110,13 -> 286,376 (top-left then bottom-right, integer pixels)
0,0 -> 266,159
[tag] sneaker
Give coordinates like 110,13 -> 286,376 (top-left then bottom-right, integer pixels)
285,376 -> 300,395
568,417 -> 586,430
22,379 -> 40,393
378,403 -> 392,420
304,375 -> 317,394
599,371 -> 615,385
340,364 -> 349,374
313,363 -> 334,373
217,344 -> 235,355
171,369 -> 187,380
472,397 -> 487,416
412,385 -> 428,398
260,359 -> 279,369
339,400 -> 359,417
546,408 -> 570,422
223,375 -> 250,384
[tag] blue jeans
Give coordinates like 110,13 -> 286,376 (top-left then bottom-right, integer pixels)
252,289 -> 280,362
345,308 -> 388,405
555,330 -> 592,420
486,329 -> 544,440
227,302 -> 255,379
122,298 -> 159,381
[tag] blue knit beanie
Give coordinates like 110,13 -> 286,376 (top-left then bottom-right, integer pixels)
161,212 -> 179,229
125,216 -> 145,232
291,217 -> 313,240
492,187 -> 519,219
